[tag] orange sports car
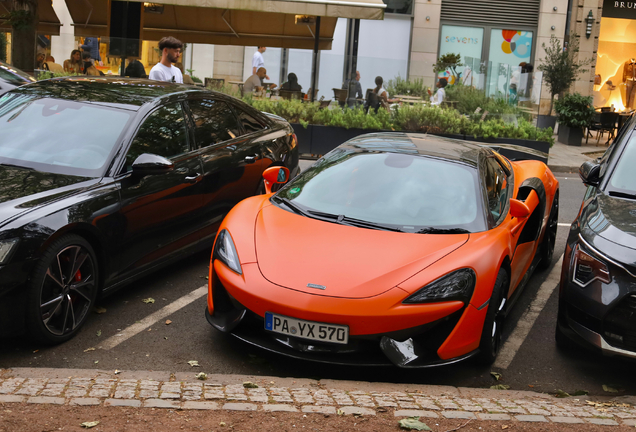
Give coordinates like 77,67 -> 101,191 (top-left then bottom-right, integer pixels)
205,133 -> 559,367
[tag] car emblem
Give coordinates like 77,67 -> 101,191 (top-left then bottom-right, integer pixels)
307,283 -> 326,290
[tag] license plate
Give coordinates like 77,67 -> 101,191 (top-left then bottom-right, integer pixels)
264,312 -> 349,345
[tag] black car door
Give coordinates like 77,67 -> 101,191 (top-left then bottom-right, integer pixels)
112,101 -> 205,282
186,97 -> 265,244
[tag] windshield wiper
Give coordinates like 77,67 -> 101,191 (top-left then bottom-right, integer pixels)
417,227 -> 471,234
305,210 -> 404,232
275,197 -> 312,217
609,190 -> 636,200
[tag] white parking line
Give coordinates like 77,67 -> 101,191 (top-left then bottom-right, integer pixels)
493,254 -> 564,369
100,285 -> 208,350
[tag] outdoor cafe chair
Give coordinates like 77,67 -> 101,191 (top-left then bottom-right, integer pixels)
332,88 -> 348,108
587,111 -> 619,145
279,90 -> 303,100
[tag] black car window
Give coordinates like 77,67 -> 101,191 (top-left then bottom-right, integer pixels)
124,102 -> 189,171
482,156 -> 509,224
189,98 -> 241,147
235,108 -> 265,134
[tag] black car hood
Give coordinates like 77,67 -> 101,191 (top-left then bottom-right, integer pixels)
0,165 -> 95,227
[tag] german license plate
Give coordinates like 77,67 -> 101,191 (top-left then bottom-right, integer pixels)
264,312 -> 349,344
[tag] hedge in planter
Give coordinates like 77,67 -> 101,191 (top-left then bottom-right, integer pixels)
554,93 -> 594,146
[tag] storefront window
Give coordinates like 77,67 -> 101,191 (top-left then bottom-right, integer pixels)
439,25 -> 484,85
382,0 -> 413,15
486,29 -> 533,100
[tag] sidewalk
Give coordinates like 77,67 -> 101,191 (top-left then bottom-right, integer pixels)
547,136 -> 604,173
0,367 -> 634,428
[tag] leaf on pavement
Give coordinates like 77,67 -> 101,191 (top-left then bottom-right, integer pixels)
490,384 -> 510,390
571,390 -> 589,396
142,298 -> 155,304
603,385 -> 619,393
80,421 -> 100,428
219,422 -> 226,427
188,360 -> 200,367
165,320 -> 172,325
555,389 -> 570,398
398,417 -> 431,431
243,381 -> 258,388
490,372 -> 502,381
94,361 -> 99,364
93,306 -> 107,314
84,347 -> 96,353
196,372 -> 207,381
337,409 -> 344,416
114,369 -> 121,375
96,330 -> 101,337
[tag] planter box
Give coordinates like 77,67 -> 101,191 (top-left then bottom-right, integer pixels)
537,115 -> 557,130
557,125 -> 584,146
291,124 -> 312,154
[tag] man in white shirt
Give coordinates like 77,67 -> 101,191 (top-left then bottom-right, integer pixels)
149,36 -> 184,83
429,78 -> 447,106
252,47 -> 270,80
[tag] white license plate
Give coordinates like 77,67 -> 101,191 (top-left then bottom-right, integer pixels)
264,312 -> 349,344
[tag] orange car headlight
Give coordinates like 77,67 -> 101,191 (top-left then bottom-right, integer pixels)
403,268 -> 476,304
213,229 -> 242,275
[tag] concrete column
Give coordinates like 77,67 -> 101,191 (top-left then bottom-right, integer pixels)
50,0 -> 75,66
408,0 -> 441,88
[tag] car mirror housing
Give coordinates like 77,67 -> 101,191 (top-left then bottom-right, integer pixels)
509,198 -> 530,219
262,166 -> 290,194
579,161 -> 601,187
131,153 -> 174,176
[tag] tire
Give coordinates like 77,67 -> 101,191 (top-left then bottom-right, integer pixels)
25,234 -> 99,344
476,269 -> 508,365
537,190 -> 559,271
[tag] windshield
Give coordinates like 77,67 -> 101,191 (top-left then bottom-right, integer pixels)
274,149 -> 486,233
608,134 -> 636,196
0,93 -> 134,177
0,62 -> 35,85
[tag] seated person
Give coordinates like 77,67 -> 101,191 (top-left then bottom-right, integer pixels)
343,71 -> 363,108
43,55 -> 64,73
244,67 -> 268,93
371,76 -> 399,111
82,52 -> 102,76
125,59 -> 147,78
428,78 -> 447,105
281,73 -> 302,92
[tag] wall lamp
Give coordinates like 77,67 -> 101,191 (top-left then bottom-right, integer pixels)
586,10 -> 594,38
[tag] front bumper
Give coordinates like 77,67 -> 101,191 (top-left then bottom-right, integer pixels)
206,261 -> 486,368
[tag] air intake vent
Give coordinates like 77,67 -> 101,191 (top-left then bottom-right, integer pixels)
441,0 -> 540,28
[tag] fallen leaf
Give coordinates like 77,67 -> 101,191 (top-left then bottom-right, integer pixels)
94,361 -> 99,364
96,330 -> 101,337
114,369 -> 121,375
164,337 -> 168,340
219,421 -> 226,427
490,372 -> 502,381
147,328 -> 152,332
196,372 -> 207,381
571,390 -> 589,396
165,320 -> 172,325
337,409 -> 344,416
243,381 -> 258,389
502,426 -> 509,430
603,385 -> 619,393
84,347 -> 96,353
398,417 -> 431,431
490,384 -> 511,390
142,298 -> 155,304
555,389 -> 570,398
80,421 -> 100,428
377,407 -> 388,413
32,350 -> 39,354
528,385 -> 535,388
93,306 -> 107,314
188,360 -> 200,367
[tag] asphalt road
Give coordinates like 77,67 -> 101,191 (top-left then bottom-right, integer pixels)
1,169 -> 633,398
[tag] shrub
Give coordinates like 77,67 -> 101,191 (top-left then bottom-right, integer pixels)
386,75 -> 429,98
554,92 -> 594,129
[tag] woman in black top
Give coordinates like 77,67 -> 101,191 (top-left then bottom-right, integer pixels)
281,73 -> 302,91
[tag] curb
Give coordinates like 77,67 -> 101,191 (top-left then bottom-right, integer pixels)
0,368 -> 633,426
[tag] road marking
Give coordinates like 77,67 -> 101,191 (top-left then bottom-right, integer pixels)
100,285 -> 208,350
493,254 -> 564,370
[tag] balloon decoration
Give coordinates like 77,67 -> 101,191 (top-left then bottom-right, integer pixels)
501,30 -> 532,59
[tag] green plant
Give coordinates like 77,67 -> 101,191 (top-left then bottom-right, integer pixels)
386,75 -> 429,98
1,9 -> 33,30
0,33 -> 7,62
433,53 -> 463,81
445,84 -> 531,121
537,34 -> 592,115
554,92 -> 594,129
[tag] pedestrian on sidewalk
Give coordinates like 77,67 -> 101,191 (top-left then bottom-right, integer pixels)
149,36 -> 184,84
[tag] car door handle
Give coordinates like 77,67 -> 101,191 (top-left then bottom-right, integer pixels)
184,173 -> 202,183
245,154 -> 260,164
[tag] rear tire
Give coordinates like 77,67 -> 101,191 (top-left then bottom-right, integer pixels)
476,269 -> 508,365
538,191 -> 559,270
25,234 -> 99,345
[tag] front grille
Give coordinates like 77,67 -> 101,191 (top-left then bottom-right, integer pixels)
603,295 -> 636,351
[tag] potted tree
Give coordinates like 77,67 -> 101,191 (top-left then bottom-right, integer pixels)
537,34 -> 591,129
554,93 -> 595,146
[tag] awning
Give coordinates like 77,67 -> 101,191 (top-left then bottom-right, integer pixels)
0,0 -> 62,35
64,0 -> 385,48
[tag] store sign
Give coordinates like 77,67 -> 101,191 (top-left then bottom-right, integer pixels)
602,0 -> 636,20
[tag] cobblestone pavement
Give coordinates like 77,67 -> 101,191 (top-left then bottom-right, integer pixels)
0,368 -> 634,427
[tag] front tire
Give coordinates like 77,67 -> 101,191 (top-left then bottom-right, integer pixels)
476,269 -> 508,365
26,234 -> 99,344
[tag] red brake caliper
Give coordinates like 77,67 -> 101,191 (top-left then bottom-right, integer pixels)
74,269 -> 82,282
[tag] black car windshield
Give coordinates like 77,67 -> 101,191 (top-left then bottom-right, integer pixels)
0,93 -> 134,177
608,134 -> 636,196
274,149 -> 486,233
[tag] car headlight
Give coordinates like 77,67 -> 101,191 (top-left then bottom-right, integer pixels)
0,239 -> 18,265
403,268 -> 476,304
572,243 -> 610,287
213,230 -> 242,275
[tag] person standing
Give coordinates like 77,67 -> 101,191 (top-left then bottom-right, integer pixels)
149,37 -> 184,83
343,70 -> 363,108
252,47 -> 270,80
80,37 -> 103,66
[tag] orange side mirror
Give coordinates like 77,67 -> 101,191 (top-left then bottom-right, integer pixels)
262,166 -> 290,194
509,198 -> 530,219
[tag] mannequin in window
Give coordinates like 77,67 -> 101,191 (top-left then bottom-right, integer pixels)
623,58 -> 636,109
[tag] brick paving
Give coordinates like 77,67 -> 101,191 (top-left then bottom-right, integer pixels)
0,368 -> 634,426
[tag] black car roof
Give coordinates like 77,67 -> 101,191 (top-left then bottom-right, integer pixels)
341,132 -> 485,167
12,77 -> 216,110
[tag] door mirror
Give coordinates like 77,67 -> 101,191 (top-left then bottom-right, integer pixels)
262,166 -> 290,194
509,198 -> 530,219
579,160 -> 601,187
131,153 -> 174,176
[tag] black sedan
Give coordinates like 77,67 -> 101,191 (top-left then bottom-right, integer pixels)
0,77 -> 298,344
557,113 -> 636,358
0,60 -> 35,96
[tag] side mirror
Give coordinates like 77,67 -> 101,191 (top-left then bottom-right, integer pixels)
262,166 -> 290,194
131,153 -> 174,176
509,198 -> 530,219
579,160 -> 601,187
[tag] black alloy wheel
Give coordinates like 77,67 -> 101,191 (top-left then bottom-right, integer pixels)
26,235 -> 99,344
538,191 -> 559,270
476,269 -> 508,365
